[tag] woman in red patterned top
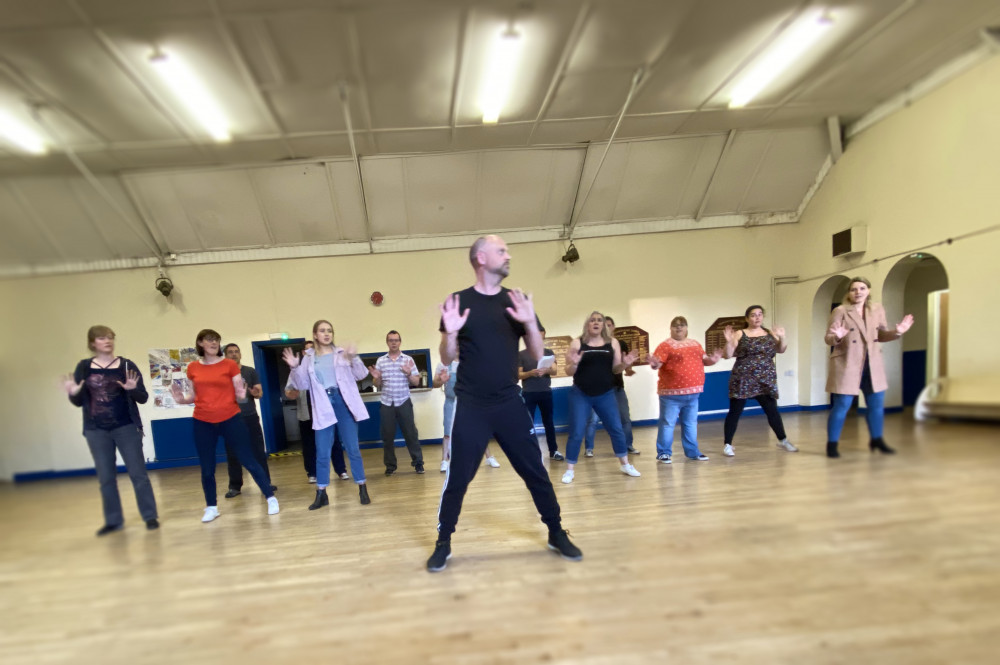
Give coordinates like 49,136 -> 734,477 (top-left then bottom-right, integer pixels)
649,317 -> 722,463
171,329 -> 278,522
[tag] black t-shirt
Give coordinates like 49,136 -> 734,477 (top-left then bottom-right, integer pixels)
612,339 -> 628,389
237,366 -> 261,417
439,286 -> 541,405
519,348 -> 554,393
574,341 -> 614,396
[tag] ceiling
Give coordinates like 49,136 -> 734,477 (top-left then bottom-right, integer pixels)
0,0 -> 998,275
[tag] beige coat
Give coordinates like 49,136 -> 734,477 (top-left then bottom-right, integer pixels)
825,303 -> 900,395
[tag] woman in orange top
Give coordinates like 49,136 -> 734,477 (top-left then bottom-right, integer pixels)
649,317 -> 722,463
171,329 -> 278,522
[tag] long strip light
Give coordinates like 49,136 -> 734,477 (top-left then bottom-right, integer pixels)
0,111 -> 47,154
729,10 -> 834,108
479,27 -> 524,124
149,49 -> 231,141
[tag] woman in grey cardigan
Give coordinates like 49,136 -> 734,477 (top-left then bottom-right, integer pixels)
62,325 -> 158,535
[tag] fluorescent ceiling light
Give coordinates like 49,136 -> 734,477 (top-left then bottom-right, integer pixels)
479,27 -> 523,124
729,11 -> 834,108
150,49 -> 231,141
0,111 -> 47,154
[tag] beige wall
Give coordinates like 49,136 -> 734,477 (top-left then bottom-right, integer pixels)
790,54 -> 1000,408
2,55 -> 998,480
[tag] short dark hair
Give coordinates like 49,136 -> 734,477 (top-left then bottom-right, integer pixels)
195,329 -> 222,357
604,316 -> 615,325
223,343 -> 240,354
386,330 -> 401,342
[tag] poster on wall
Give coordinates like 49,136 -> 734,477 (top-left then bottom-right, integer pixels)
148,347 -> 196,409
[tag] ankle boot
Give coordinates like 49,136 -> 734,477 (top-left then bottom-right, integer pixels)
308,488 -> 329,510
359,484 -> 371,505
826,441 -> 840,458
869,438 -> 896,454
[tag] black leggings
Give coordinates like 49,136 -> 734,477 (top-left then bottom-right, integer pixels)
723,395 -> 786,444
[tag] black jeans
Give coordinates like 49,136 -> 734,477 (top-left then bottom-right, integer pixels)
381,399 -> 423,470
226,415 -> 272,490
723,395 -> 787,444
193,415 -> 273,505
437,395 -> 561,539
84,424 -> 158,525
522,390 -> 558,454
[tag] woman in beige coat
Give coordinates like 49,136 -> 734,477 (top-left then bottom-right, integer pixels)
824,277 -> 913,458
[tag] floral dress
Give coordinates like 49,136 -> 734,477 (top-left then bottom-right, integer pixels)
728,332 -> 779,399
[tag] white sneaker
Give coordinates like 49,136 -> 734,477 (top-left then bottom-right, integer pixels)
440,460 -> 449,472
656,453 -> 672,464
561,470 -> 575,484
620,463 -> 641,477
723,444 -> 735,457
201,506 -> 220,523
776,439 -> 799,452
485,456 -> 500,468
695,454 -> 710,461
307,476 -> 317,484
339,472 -> 350,480
267,496 -> 279,515
584,449 -> 594,458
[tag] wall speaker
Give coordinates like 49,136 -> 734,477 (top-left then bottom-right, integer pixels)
832,225 -> 867,258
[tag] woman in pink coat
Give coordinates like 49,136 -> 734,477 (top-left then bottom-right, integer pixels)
824,277 -> 913,458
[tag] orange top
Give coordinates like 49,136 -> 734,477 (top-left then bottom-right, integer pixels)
653,338 -> 706,396
187,359 -> 241,423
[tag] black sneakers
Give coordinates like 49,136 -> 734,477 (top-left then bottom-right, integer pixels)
95,523 -> 123,537
426,540 -> 452,572
145,518 -> 160,530
550,451 -> 565,461
415,464 -> 425,474
224,488 -> 241,498
547,529 -> 583,561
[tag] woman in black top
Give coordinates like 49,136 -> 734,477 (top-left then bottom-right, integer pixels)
62,325 -> 158,535
561,311 -> 641,484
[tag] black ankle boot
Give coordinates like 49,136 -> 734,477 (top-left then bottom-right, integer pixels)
359,484 -> 371,505
869,438 -> 896,454
308,488 -> 329,510
826,441 -> 840,458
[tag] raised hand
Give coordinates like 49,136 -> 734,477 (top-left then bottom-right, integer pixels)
282,347 -> 300,368
170,381 -> 187,401
61,375 -> 84,396
235,377 -> 247,401
342,342 -> 358,359
648,355 -> 662,370
773,326 -> 786,338
723,325 -> 738,343
828,320 -> 849,341
504,288 -> 536,325
369,367 -> 382,382
896,314 -> 914,335
623,349 -> 639,366
402,357 -> 416,374
440,293 -> 470,334
708,348 -> 724,363
116,370 -> 141,391
565,347 -> 582,367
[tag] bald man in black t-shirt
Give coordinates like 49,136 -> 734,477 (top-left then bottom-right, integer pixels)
426,235 -> 582,572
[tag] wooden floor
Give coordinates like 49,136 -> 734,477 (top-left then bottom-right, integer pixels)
2,411 -> 999,665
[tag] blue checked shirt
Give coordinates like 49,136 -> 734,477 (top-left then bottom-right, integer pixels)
375,353 -> 419,406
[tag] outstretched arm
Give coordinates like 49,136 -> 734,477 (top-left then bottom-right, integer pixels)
439,293 -> 469,365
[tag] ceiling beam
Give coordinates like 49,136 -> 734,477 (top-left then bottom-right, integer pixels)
695,129 -> 736,221
344,12 -> 376,152
447,6 -> 470,146
339,82 -> 374,254
527,1 -> 592,145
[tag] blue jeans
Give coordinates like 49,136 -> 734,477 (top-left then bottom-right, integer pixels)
584,386 -> 633,451
655,394 -> 702,458
566,386 -> 626,463
828,359 -> 885,441
315,389 -> 366,486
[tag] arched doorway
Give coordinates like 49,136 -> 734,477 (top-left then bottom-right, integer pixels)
881,254 -> 949,407
807,275 -> 850,406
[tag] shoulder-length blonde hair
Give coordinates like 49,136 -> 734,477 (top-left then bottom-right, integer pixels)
841,276 -> 875,310
580,311 -> 612,344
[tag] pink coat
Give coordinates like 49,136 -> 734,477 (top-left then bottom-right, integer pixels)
825,303 -> 900,395
290,347 -> 370,430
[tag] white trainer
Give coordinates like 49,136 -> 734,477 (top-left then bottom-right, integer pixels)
695,454 -> 710,461
307,476 -> 317,484
267,496 -> 279,515
440,460 -> 449,472
201,506 -> 220,523
584,449 -> 594,458
561,470 -> 575,484
776,439 -> 799,452
723,444 -> 735,457
620,463 -> 641,477
339,472 -> 350,480
485,456 -> 500,468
